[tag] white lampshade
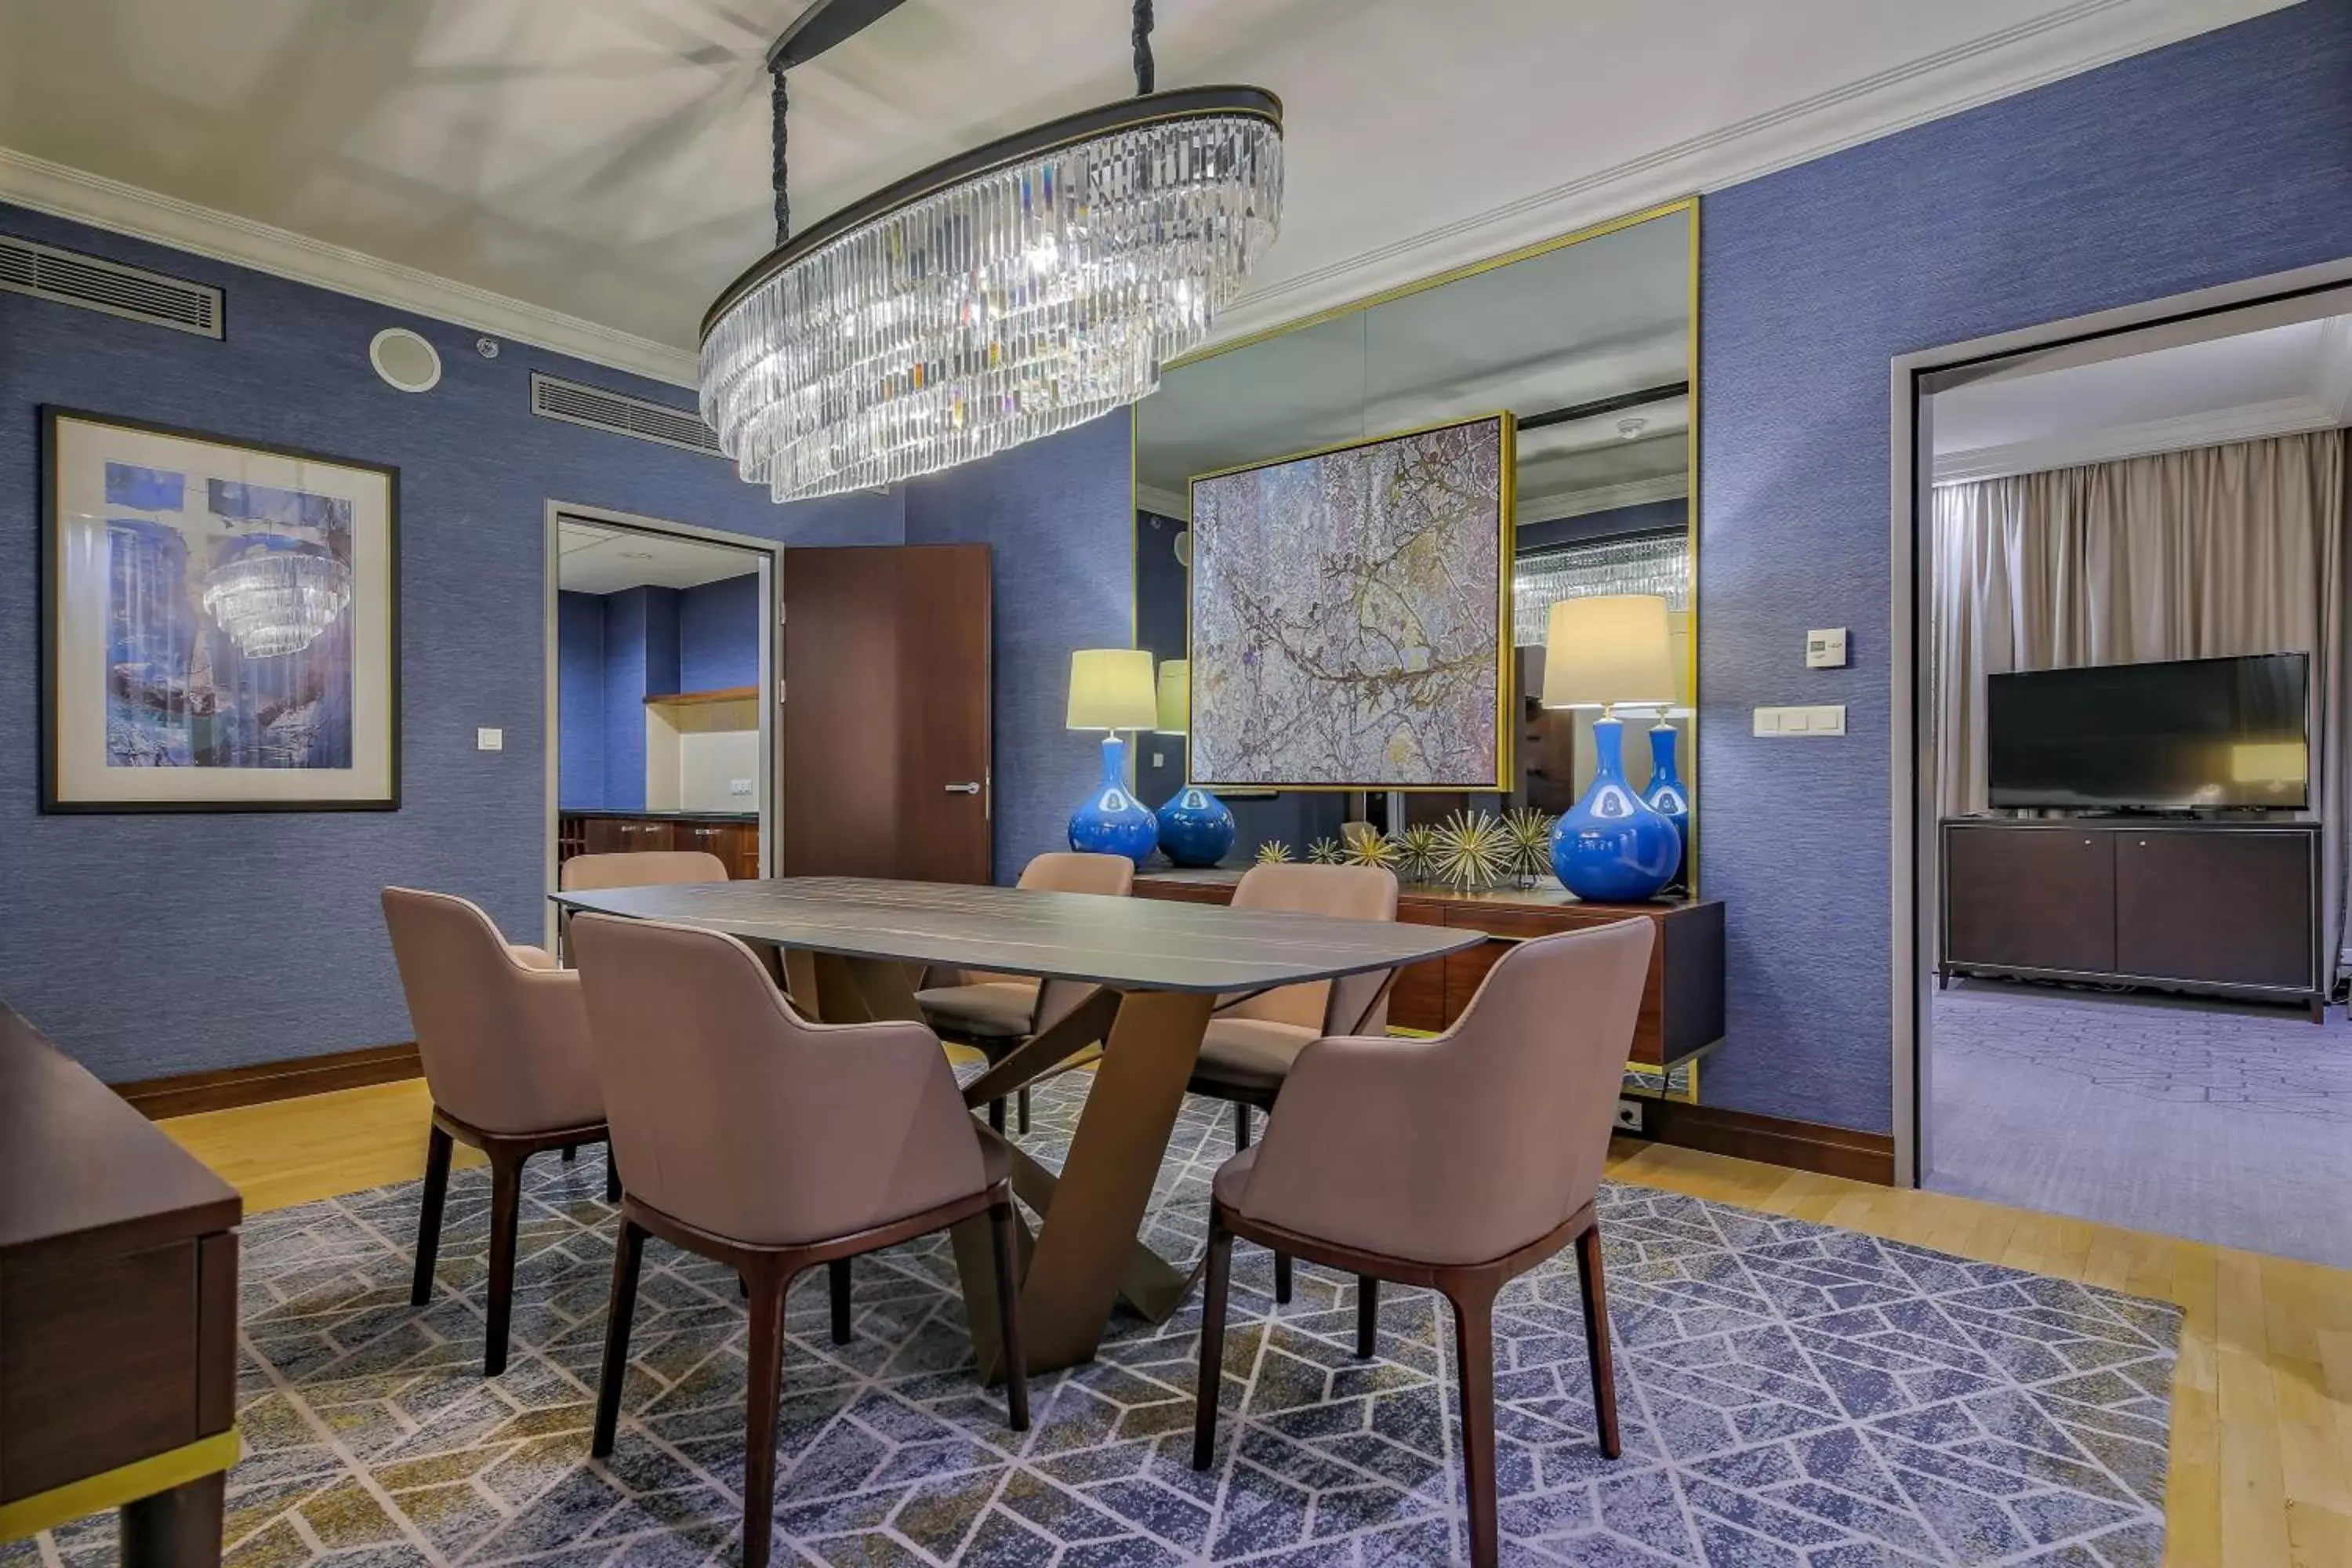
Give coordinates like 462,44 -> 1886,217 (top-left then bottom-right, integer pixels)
1541,594 -> 1677,710
1066,648 -> 1159,731
1156,659 -> 1190,734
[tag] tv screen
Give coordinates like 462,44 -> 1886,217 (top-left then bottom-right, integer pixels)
1986,653 -> 2309,810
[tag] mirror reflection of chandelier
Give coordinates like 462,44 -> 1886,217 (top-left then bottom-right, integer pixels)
200,544 -> 353,658
699,0 -> 1284,504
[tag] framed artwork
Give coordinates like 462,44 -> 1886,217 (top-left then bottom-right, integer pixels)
41,407 -> 401,811
1188,412 -> 1513,790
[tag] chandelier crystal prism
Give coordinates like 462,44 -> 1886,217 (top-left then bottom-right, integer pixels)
699,4 -> 1283,504
201,548 -> 354,658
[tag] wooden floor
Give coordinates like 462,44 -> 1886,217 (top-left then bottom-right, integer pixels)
161,1080 -> 2352,1568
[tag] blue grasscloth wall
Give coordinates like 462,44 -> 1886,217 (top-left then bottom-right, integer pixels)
1697,1 -> 2352,1131
559,575 -> 763,808
904,415 -> 1134,882
556,591 -> 606,811
679,573 -> 761,692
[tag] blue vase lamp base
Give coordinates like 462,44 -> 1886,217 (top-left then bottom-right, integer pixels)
1156,786 -> 1236,868
1552,714 -> 1680,902
1642,721 -> 1691,892
1068,732 -> 1160,866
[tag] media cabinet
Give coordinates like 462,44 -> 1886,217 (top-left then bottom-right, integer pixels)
1938,818 -> 2326,1020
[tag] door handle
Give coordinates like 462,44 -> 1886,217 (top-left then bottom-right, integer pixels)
944,782 -> 982,795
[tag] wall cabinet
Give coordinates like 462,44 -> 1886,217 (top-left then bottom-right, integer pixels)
1940,820 -> 2321,1015
559,813 -> 760,881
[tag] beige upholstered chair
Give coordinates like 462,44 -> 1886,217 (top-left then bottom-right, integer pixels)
1191,920 -> 1654,1568
381,887 -> 613,1376
557,849 -> 730,892
916,851 -> 1134,1131
570,913 -> 1027,1568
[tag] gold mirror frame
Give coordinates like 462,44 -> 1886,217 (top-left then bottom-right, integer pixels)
1130,194 -> 1701,883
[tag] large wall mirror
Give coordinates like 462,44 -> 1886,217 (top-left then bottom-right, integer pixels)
1133,198 -> 1698,881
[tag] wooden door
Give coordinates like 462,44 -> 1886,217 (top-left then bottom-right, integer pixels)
2113,827 -> 2314,989
781,544 -> 993,884
1942,823 -> 2115,975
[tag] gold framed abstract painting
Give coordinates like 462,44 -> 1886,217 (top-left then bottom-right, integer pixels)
41,407 -> 401,811
1187,412 -> 1513,790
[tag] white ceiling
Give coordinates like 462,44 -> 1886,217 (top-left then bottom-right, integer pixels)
557,520 -> 763,593
0,0 -> 2292,384
1931,315 -> 2352,481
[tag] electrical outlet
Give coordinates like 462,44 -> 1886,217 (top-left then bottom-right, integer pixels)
728,778 -> 753,796
1806,628 -> 1849,668
1151,750 -> 1165,768
476,728 -> 503,751
1613,1098 -> 1645,1134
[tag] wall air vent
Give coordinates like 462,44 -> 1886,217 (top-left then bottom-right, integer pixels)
0,235 -> 223,338
530,372 -> 724,458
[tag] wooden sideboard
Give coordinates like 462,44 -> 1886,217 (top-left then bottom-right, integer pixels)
557,811 -> 760,881
0,1006 -> 241,1559
1133,869 -> 1725,1067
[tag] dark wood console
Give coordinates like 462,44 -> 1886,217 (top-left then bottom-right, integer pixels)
1939,819 -> 2325,1018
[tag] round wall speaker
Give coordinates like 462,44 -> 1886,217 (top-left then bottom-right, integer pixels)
1173,529 -> 1192,568
369,328 -> 442,393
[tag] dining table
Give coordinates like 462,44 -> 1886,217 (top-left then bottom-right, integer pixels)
550,875 -> 1487,1377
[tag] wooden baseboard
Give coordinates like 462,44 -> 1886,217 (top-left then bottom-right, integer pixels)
1634,1099 -> 1896,1185
114,1043 -> 421,1120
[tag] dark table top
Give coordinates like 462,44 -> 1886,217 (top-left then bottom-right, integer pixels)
553,877 -> 1486,993
0,1005 -> 241,1265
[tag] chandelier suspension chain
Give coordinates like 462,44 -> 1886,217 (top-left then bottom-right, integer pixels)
1132,0 -> 1153,94
771,67 -> 790,243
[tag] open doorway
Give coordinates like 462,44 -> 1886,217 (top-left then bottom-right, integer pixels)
1897,275 -> 2352,1266
542,504 -> 779,938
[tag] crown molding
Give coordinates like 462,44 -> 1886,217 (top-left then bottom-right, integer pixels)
2315,315 -> 2352,424
1932,395 -> 2343,484
0,146 -> 699,387
1135,483 -> 1192,521
1208,0 -> 2296,343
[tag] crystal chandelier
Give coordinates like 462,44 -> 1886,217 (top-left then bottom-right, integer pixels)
700,0 -> 1283,503
201,546 -> 353,658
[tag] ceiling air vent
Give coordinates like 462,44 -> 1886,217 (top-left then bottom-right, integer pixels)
0,235 -> 223,338
531,372 -> 724,458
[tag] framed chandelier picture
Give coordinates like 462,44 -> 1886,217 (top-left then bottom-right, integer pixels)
41,407 -> 400,811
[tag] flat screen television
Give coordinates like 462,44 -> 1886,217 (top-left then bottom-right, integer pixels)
1986,652 -> 2309,810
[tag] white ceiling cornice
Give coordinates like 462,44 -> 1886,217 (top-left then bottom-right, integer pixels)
1932,395 -> 2345,484
0,144 -> 699,387
1207,0 -> 2295,344
1518,475 -> 1691,528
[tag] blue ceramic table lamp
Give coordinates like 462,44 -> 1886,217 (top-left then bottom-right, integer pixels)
1065,648 -> 1161,865
1541,595 -> 1683,902
1148,659 -> 1237,866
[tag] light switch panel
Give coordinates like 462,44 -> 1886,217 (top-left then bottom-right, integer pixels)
1806,628 -> 1849,668
1752,706 -> 1847,736
728,777 -> 753,796
476,727 -> 503,751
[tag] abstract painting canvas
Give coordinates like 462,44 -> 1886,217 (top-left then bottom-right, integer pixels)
1189,413 -> 1512,789
42,408 -> 399,811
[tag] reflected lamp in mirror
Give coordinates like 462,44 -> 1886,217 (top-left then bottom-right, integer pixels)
1542,596 -> 1682,902
1148,659 -> 1236,868
1066,649 -> 1161,865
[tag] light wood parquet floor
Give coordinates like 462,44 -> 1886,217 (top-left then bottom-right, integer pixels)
160,1078 -> 2352,1568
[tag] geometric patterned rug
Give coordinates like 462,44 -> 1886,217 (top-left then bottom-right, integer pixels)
2,1070 -> 2181,1568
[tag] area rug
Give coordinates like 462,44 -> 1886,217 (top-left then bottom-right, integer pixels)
5,1073 -> 2181,1567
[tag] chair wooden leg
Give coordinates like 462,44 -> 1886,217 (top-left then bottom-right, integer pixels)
1356,1276 -> 1380,1359
1018,1086 -> 1032,1134
1232,1102 -> 1251,1150
603,1147 -> 622,1204
1192,1218 -> 1235,1471
410,1123 -> 452,1307
988,1199 -> 1031,1432
1574,1221 -> 1622,1459
741,1268 -> 789,1568
483,1147 -> 523,1377
561,1143 -> 576,1163
828,1258 -> 854,1345
1448,1279 -> 1501,1568
989,1098 -> 1007,1134
591,1218 -> 646,1457
1273,1250 -> 1293,1305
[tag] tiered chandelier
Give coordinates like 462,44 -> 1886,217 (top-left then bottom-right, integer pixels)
699,0 -> 1284,503
201,547 -> 353,658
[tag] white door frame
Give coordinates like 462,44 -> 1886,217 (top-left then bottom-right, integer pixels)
1885,256 -> 2352,1189
541,500 -> 783,945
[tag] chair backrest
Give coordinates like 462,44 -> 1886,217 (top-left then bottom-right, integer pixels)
1240,918 -> 1654,1265
560,850 -> 731,892
380,887 -> 601,1136
1225,862 -> 1399,1031
1016,851 -> 1135,896
569,913 -> 987,1247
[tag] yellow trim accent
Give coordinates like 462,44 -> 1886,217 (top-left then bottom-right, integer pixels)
1184,412 -> 1517,793
0,1430 -> 241,1544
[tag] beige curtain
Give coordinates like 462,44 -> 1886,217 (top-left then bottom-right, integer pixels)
1932,429 -> 2350,978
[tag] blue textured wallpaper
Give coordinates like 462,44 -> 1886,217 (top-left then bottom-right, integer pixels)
557,591 -> 606,810
1697,0 -> 2352,1131
904,412 -> 1135,882
679,572 -> 761,692
601,587 -> 654,811
0,203 -> 906,1080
